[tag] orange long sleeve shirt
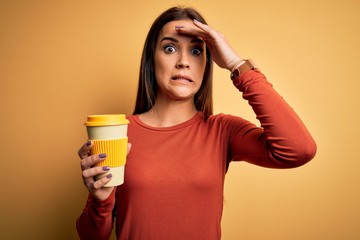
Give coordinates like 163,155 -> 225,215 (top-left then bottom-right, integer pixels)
77,70 -> 316,240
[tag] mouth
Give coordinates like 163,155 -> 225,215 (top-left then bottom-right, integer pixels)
171,75 -> 193,83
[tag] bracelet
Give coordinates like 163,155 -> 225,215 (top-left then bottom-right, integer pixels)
230,59 -> 257,80
231,59 -> 246,73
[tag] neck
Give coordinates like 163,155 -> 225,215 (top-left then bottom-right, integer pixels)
140,97 -> 197,127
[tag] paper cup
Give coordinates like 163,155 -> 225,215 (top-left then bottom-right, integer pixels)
85,114 -> 129,187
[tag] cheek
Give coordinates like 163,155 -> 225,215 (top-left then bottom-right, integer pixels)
154,52 -> 173,73
194,56 -> 207,77
154,56 -> 166,80
154,63 -> 167,83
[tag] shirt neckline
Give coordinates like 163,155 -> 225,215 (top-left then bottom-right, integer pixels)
131,112 -> 204,131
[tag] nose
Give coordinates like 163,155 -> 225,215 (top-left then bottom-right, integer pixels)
176,52 -> 190,69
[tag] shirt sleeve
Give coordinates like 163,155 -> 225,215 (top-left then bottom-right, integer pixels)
76,189 -> 116,240
228,70 -> 317,168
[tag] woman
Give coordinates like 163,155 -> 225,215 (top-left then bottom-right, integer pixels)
77,6 -> 316,240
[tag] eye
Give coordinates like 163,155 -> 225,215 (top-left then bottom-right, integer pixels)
164,45 -> 177,54
191,47 -> 203,56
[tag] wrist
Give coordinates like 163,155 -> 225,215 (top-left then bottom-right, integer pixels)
230,59 -> 257,80
229,58 -> 245,72
92,188 -> 116,206
231,59 -> 246,72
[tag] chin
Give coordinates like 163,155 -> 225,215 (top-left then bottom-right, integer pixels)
170,92 -> 196,101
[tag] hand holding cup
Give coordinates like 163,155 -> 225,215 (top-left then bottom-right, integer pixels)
78,114 -> 130,201
78,141 -> 131,201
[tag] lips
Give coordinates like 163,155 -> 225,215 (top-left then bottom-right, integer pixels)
171,74 -> 193,82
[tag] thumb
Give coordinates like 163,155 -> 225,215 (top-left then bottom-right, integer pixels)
127,143 -> 132,156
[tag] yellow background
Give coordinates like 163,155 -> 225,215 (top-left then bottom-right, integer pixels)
1,0 -> 359,239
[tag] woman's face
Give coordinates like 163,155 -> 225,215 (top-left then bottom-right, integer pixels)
154,19 -> 207,102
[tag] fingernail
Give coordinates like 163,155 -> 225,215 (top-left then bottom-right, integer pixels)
103,166 -> 110,171
85,141 -> 91,146
106,173 -> 112,179
99,153 -> 106,158
193,18 -> 199,22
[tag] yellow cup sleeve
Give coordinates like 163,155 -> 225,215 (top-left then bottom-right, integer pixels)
91,138 -> 128,167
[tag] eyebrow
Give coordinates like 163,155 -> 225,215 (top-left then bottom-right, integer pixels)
160,36 -> 204,44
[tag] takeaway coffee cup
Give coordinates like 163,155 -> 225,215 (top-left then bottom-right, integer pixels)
85,114 -> 129,187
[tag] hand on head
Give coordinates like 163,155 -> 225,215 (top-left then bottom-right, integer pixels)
175,19 -> 242,71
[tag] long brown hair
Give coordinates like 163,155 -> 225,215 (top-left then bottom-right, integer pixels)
133,6 -> 213,119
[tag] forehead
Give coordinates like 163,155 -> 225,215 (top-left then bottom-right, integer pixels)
158,19 -> 194,39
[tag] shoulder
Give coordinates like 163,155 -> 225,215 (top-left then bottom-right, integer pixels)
126,115 -> 136,122
206,113 -> 253,130
126,115 -> 143,126
208,113 -> 248,123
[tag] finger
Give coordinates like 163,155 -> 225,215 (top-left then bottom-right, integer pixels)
80,153 -> 107,170
175,25 -> 219,50
175,23 -> 207,38
78,141 -> 92,159
177,28 -> 208,40
192,19 -> 219,40
192,19 -> 211,33
82,165 -> 110,179
83,177 -> 95,190
127,143 -> 132,156
93,173 -> 113,190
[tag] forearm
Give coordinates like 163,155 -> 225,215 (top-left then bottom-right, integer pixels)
233,70 -> 316,167
76,191 -> 116,240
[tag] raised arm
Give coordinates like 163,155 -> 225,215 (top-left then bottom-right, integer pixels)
229,70 -> 316,168
176,19 -> 316,168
